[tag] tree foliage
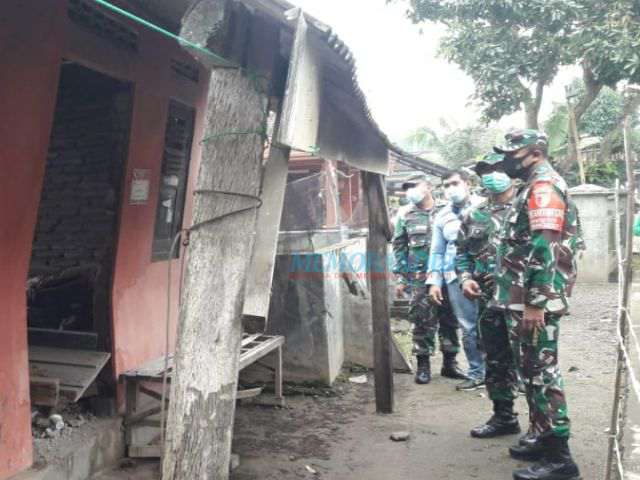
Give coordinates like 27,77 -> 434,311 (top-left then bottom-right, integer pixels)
405,0 -> 576,127
543,78 -> 640,187
574,0 -> 640,88
402,0 -> 640,129
401,122 -> 503,169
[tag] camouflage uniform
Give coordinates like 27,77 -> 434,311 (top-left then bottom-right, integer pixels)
456,197 -> 518,403
492,159 -> 583,439
393,204 -> 460,356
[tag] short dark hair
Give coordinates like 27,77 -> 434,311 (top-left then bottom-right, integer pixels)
443,169 -> 470,183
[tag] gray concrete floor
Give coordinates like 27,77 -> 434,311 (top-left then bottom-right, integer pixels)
94,283 -> 619,480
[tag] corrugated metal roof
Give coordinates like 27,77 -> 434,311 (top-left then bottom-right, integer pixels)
125,0 -> 446,176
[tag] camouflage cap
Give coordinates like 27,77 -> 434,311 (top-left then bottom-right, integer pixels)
494,129 -> 548,154
474,152 -> 505,173
401,173 -> 430,190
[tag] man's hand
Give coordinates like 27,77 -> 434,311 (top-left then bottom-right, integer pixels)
429,285 -> 444,305
461,279 -> 482,300
522,305 -> 546,333
396,283 -> 407,298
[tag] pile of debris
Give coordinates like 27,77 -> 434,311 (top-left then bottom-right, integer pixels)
31,401 -> 95,440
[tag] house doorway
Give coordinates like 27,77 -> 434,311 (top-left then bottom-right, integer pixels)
26,62 -> 133,412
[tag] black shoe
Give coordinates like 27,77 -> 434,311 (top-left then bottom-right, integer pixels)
456,378 -> 485,391
513,437 -> 581,480
471,401 -> 521,438
415,355 -> 431,385
509,434 -> 546,462
519,431 -> 540,446
441,353 -> 469,380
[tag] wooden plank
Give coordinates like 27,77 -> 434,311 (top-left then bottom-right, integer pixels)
241,334 -> 261,347
236,387 -> 263,400
29,363 -> 88,388
129,445 -> 162,458
30,376 -> 60,407
124,378 -> 138,446
28,327 -> 98,350
239,336 -> 284,370
139,385 -> 169,403
363,171 -> 394,413
274,346 -> 283,400
29,347 -> 111,402
125,355 -> 174,380
125,406 -> 162,426
29,346 -> 109,368
242,133 -> 291,325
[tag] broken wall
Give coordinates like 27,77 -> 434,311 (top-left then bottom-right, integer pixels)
29,67 -> 131,277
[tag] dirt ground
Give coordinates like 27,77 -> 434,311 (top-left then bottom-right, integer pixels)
94,283 -> 619,480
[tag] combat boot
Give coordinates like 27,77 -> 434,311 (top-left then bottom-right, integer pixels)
513,436 -> 581,480
509,431 -> 545,461
415,355 -> 431,384
440,352 -> 468,380
470,400 -> 521,438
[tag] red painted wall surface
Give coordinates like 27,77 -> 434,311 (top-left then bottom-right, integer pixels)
0,1 -> 208,476
0,3 -> 66,476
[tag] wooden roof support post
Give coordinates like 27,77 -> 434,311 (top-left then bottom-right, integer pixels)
363,171 -> 394,413
163,2 -> 267,479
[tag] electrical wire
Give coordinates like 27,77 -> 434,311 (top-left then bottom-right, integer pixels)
90,0 -> 235,68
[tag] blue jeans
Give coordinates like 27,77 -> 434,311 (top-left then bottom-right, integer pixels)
446,281 -> 485,380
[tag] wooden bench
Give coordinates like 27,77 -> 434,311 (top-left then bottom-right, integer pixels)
122,333 -> 284,458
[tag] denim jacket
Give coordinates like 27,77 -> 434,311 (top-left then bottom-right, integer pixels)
427,196 -> 482,286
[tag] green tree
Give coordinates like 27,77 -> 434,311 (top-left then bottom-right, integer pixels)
404,0 -> 576,128
438,125 -> 502,169
401,0 -> 640,133
543,79 -> 640,187
544,79 -> 625,155
402,122 -> 502,169
400,126 -> 441,155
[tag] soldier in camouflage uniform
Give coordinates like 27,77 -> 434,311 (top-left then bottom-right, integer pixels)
393,174 -> 465,384
492,130 -> 581,480
455,153 -> 521,439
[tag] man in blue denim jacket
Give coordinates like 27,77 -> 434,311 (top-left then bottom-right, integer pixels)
427,169 -> 486,390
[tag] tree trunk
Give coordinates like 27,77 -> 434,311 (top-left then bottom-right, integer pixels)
363,171 -> 394,414
524,104 -> 539,130
162,67 -> 266,480
523,80 -> 545,130
567,66 -> 603,174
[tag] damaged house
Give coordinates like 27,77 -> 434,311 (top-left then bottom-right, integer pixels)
0,0 -> 444,478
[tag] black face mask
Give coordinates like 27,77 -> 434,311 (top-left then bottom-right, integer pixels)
503,153 -> 533,180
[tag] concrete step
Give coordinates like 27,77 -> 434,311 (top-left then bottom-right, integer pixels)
91,460 -> 158,480
10,417 -> 124,480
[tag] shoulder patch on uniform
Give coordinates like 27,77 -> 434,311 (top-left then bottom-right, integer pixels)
528,181 -> 565,231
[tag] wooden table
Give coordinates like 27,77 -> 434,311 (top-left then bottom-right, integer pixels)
122,333 -> 284,458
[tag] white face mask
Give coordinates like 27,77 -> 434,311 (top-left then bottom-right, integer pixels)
406,187 -> 426,204
445,185 -> 467,204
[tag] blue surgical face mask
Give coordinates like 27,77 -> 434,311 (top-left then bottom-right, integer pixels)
445,185 -> 467,205
481,172 -> 512,194
406,187 -> 426,204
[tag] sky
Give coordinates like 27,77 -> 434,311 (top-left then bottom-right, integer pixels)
289,0 -> 580,143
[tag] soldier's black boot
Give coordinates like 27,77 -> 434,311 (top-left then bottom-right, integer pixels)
415,355 -> 431,384
440,352 -> 468,380
470,401 -> 521,438
509,431 -> 545,461
513,436 -> 581,480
